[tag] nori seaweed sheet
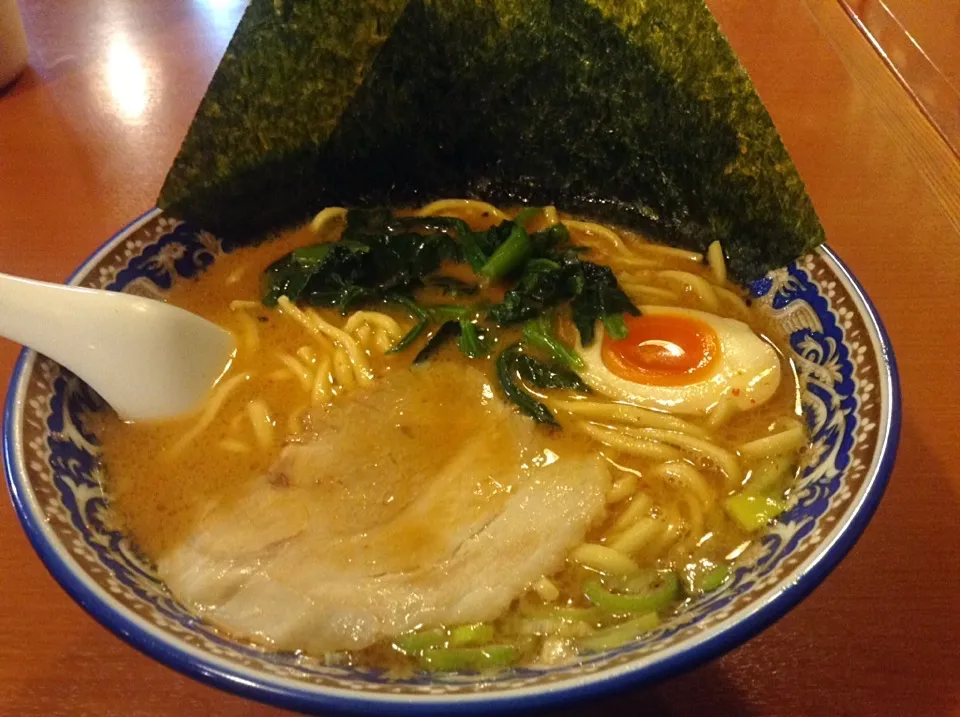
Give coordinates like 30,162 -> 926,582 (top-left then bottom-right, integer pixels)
158,0 -> 825,281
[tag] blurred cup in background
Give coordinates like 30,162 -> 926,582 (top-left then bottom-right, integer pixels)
0,0 -> 28,90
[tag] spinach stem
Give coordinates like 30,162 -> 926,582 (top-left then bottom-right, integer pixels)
479,224 -> 532,280
522,315 -> 584,369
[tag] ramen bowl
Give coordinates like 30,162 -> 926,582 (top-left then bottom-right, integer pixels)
3,210 -> 900,714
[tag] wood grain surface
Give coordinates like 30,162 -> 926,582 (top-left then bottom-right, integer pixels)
1,1 -> 959,715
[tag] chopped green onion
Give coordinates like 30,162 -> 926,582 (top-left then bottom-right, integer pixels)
516,617 -> 594,638
448,623 -> 495,647
576,613 -> 659,653
519,605 -> 604,623
479,224 -> 532,280
745,454 -> 796,496
684,562 -> 731,595
602,313 -> 629,340
725,493 -> 787,531
522,315 -> 584,370
698,564 -> 731,593
393,628 -> 447,655
584,571 -> 680,614
419,645 -> 519,672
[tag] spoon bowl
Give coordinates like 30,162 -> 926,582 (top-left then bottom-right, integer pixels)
0,272 -> 236,421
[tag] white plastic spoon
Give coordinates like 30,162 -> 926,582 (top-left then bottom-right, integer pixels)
0,272 -> 236,421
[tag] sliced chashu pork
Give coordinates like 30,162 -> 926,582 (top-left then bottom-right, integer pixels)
159,362 -> 610,653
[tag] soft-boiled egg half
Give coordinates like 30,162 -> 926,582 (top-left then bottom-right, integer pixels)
578,306 -> 781,415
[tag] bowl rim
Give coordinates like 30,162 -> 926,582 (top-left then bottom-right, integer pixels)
3,209 -> 902,715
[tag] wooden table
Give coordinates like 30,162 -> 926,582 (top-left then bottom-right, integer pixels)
2,1 -> 959,715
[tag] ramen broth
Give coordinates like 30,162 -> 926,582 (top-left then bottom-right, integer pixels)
98,202 -> 804,673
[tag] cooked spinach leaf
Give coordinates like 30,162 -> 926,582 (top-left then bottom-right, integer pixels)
478,223 -> 532,280
495,344 -> 558,426
262,240 -> 370,306
413,321 -> 461,364
522,314 -> 584,369
514,353 -> 591,393
570,262 -> 640,345
487,261 -> 581,325
427,276 -> 479,296
488,256 -> 637,345
262,224 -> 458,310
529,223 -> 571,257
344,210 -> 492,271
602,313 -> 629,340
512,206 -> 541,228
457,321 -> 488,359
428,304 -> 471,322
387,294 -> 430,353
264,208 -> 638,423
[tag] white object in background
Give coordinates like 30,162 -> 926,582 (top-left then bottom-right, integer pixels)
0,0 -> 28,89
0,273 -> 237,421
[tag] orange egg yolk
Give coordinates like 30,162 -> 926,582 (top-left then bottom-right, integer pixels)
601,313 -> 720,386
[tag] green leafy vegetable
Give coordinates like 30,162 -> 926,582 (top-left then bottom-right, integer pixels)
478,223 -> 532,280
488,257 -> 637,346
495,344 -> 558,426
513,353 -> 590,393
427,276 -> 479,296
264,204 -> 637,359
495,343 -> 588,423
512,207 -> 541,228
529,224 -> 571,256
457,321 -> 488,359
487,260 -> 584,326
262,223 -> 459,310
522,315 -> 584,370
262,241 -> 370,307
345,211 -> 492,272
413,321 -> 461,364
427,304 -> 471,322
387,294 -> 430,354
570,263 -> 640,345
603,313 -> 630,340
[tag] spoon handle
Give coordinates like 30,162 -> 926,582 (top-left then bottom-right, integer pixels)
0,272 -> 107,367
0,272 -> 236,421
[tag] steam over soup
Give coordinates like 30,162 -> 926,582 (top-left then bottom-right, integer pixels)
99,201 -> 807,674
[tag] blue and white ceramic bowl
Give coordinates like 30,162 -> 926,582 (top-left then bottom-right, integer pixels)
3,210 -> 900,714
